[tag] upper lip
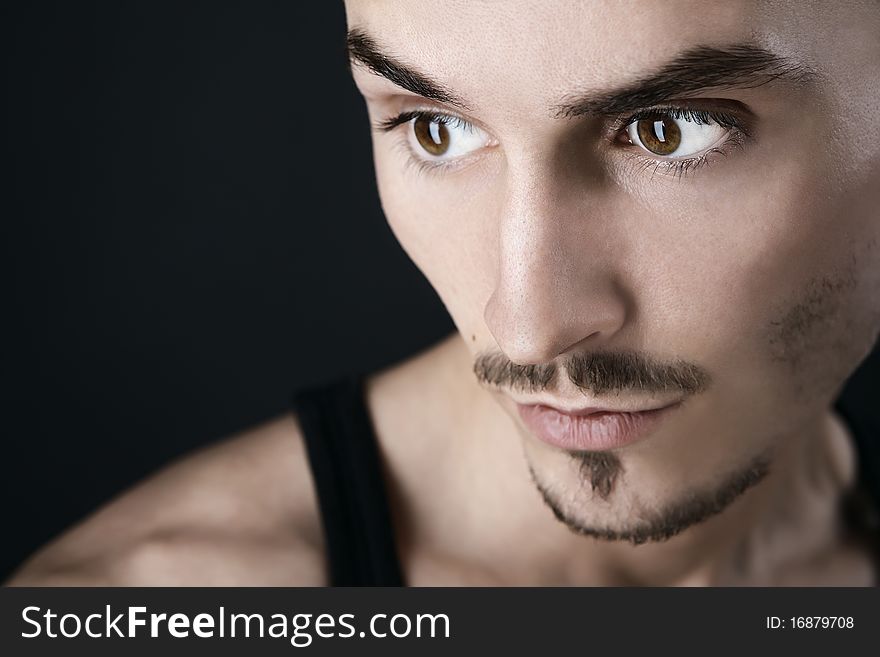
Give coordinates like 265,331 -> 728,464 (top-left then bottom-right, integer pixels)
513,397 -> 680,416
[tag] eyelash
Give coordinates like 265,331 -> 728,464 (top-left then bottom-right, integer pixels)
374,111 -> 482,176
373,106 -> 751,179
612,106 -> 750,179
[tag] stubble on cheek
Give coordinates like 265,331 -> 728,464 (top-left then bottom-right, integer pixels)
765,238 -> 880,400
767,264 -> 856,364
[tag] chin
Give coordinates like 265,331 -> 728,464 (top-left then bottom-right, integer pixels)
522,439 -> 774,545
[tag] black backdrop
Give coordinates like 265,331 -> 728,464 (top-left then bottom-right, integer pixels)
3,2 -> 453,579
4,2 -> 878,582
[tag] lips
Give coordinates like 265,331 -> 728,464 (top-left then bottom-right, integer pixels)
516,401 -> 678,451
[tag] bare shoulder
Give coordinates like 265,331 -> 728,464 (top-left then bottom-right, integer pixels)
6,413 -> 328,586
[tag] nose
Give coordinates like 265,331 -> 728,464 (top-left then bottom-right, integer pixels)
483,164 -> 628,365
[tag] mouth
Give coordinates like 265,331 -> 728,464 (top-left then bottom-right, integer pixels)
515,400 -> 682,451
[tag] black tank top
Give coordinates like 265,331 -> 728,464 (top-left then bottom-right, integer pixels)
292,375 -> 405,586
292,375 -> 880,586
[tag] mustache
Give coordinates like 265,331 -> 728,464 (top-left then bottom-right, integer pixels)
472,349 -> 711,397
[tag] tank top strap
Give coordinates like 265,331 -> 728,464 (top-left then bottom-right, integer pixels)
292,375 -> 405,586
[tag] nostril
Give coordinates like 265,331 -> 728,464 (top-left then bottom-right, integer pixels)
483,284 -> 628,366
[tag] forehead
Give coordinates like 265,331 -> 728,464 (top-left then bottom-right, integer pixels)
343,1 -> 824,114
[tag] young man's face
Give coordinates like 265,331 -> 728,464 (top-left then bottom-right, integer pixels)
344,0 -> 880,541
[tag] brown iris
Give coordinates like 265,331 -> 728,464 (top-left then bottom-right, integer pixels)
413,116 -> 450,156
636,116 -> 681,156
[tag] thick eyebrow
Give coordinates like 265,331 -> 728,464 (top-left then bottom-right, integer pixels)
346,28 -> 471,110
346,28 -> 815,118
552,45 -> 817,118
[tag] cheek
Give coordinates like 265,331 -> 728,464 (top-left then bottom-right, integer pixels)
654,151 -> 880,406
726,105 -> 880,361
373,145 -> 499,330
740,165 -> 877,359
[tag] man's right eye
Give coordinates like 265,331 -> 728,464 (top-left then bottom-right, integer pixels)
407,112 -> 491,162
376,110 -> 495,170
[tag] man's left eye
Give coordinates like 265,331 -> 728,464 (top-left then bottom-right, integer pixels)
625,114 -> 729,158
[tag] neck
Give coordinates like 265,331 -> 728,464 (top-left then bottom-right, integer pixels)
437,334 -> 856,586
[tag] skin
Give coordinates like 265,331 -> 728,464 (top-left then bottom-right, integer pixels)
7,0 -> 880,586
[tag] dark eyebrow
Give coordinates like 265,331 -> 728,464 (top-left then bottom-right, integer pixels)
346,28 -> 471,110
552,45 -> 817,118
346,28 -> 815,118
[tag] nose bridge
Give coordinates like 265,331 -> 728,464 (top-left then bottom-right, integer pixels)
497,167 -> 568,313
484,157 -> 627,365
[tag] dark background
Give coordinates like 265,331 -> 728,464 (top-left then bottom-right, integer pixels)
3,2 -> 878,582
3,1 -> 453,580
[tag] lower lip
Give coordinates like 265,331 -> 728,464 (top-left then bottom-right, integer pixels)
516,403 -> 678,451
